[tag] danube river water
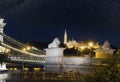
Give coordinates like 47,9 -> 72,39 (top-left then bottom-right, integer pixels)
0,70 -> 84,81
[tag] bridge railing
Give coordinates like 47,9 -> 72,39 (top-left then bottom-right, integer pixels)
9,55 -> 46,64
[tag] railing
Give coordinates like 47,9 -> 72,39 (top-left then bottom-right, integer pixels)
9,55 -> 45,64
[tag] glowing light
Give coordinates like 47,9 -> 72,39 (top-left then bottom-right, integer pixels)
24,68 -> 29,71
0,47 -> 11,53
9,68 -> 13,70
5,49 -> 10,53
14,68 -> 17,70
22,46 -> 31,52
34,68 -> 41,71
26,46 -> 31,51
22,48 -> 26,51
88,42 -> 94,47
80,46 -> 86,50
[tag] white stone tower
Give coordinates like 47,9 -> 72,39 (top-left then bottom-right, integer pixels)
64,29 -> 67,44
0,19 -> 6,42
0,19 -> 7,72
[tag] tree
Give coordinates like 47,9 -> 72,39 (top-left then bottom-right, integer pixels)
64,48 -> 81,56
0,52 -> 10,65
84,54 -> 120,82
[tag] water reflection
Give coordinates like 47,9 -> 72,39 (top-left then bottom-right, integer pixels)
0,73 -> 8,82
0,70 -> 8,79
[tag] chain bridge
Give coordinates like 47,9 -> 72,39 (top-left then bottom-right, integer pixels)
0,19 -> 46,65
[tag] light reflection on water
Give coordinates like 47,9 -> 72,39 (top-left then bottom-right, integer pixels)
0,74 -> 8,82
0,74 -> 8,79
1,80 -> 47,82
0,67 -> 44,81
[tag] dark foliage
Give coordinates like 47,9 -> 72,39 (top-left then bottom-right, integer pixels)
84,54 -> 120,82
0,52 -> 10,65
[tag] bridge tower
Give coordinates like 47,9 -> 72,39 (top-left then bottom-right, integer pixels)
0,19 -> 7,71
0,19 -> 6,42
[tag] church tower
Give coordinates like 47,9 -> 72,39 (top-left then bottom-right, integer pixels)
64,29 -> 67,44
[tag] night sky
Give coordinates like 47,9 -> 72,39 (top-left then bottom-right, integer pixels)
0,0 -> 120,46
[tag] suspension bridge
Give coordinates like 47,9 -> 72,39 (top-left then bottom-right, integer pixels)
0,19 -> 46,65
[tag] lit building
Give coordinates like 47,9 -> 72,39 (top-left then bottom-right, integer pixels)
66,39 -> 78,48
64,29 -> 100,50
94,41 -> 115,58
66,39 -> 100,51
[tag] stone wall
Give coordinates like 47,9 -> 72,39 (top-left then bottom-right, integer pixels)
62,57 -> 104,74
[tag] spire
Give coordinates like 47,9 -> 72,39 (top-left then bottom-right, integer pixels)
64,29 -> 67,44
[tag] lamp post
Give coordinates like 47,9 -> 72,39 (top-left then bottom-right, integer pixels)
22,46 -> 31,72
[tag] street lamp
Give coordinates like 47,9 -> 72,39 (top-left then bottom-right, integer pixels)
21,46 -> 31,72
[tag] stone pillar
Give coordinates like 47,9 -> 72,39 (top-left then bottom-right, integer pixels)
45,48 -> 65,72
44,38 -> 65,72
0,19 -> 6,42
